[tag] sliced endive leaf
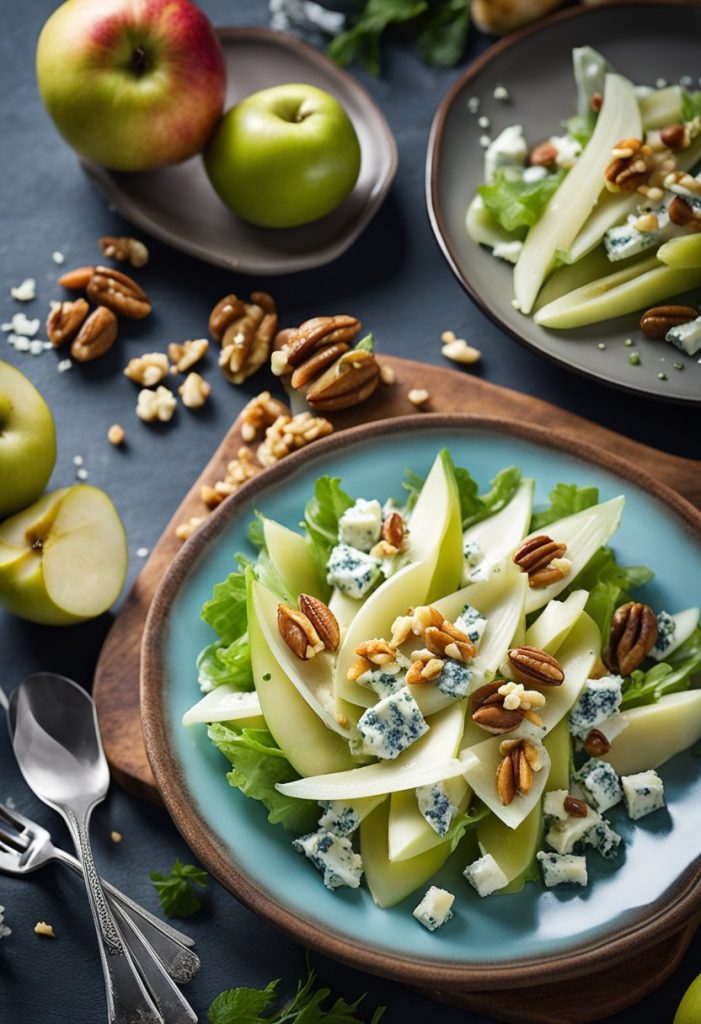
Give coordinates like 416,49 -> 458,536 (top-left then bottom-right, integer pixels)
461,733 -> 551,829
263,518 -> 323,600
525,590 -> 588,653
462,479 -> 534,585
182,685 -> 264,727
514,73 -> 641,313
603,690 -> 701,775
466,194 -> 520,248
657,233 -> 701,269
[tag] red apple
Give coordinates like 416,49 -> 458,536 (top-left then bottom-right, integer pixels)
36,0 -> 227,171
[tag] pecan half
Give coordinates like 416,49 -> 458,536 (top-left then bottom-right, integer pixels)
219,292 -> 277,385
512,534 -> 568,587
86,266 -> 151,319
495,739 -> 542,805
306,349 -> 380,413
70,306 -> 118,362
529,141 -> 557,167
298,594 -> 340,652
290,341 -> 350,389
583,729 -> 611,757
285,315 -> 362,369
46,299 -> 89,347
604,601 -> 658,676
58,266 -> 95,290
564,796 -> 589,818
508,646 -> 564,687
470,682 -> 523,734
277,604 -> 324,660
209,295 -> 247,341
640,304 -> 697,338
99,236 -> 149,268
424,624 -> 475,663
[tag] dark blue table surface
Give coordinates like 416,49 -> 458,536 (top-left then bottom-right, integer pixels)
1,2 -> 699,1022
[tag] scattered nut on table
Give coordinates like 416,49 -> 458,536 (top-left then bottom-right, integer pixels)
379,362 -> 396,384
87,266 -> 152,319
258,412 -> 334,467
175,516 -> 205,541
136,385 -> 177,423
179,372 -> 211,409
124,352 -> 169,387
210,291 -> 277,384
240,390 -> 290,441
168,338 -> 209,373
99,236 -> 149,268
441,336 -> 481,365
408,388 -> 430,407
34,922 -> 55,938
70,306 -> 118,362
107,424 -> 125,446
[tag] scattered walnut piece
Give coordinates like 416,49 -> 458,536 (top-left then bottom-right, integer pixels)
240,391 -> 290,442
168,338 -> 209,373
379,362 -> 396,384
99,236 -> 149,268
110,831 -> 123,844
34,922 -> 56,938
257,412 -> 333,467
175,516 -> 205,541
107,424 -> 125,446
136,386 -> 177,423
179,372 -> 211,409
442,337 -> 481,365
201,484 -> 224,509
408,388 -> 430,407
124,352 -> 169,387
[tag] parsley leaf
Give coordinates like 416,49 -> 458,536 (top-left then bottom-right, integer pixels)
201,571 -> 248,645
208,723 -> 318,832
530,482 -> 600,531
417,0 -> 470,68
303,476 -> 354,587
478,169 -> 565,234
150,860 -> 208,918
329,0 -> 428,75
208,970 -> 385,1024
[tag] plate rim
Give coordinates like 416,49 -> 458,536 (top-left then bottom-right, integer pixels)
141,412 -> 701,990
82,25 -> 398,276
425,0 -> 701,407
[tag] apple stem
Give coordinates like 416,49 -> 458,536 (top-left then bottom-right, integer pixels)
130,46 -> 149,76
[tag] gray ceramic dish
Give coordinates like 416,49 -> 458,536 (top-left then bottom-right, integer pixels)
82,27 -> 397,276
426,0 -> 701,404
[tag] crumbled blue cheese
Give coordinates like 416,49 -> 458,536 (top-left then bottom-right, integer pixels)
523,165 -> 548,184
621,770 -> 666,820
537,851 -> 588,888
584,819 -> 622,860
338,499 -> 382,553
546,803 -> 601,854
569,676 -> 623,739
436,659 -> 472,699
484,125 -> 527,183
650,608 -> 699,660
604,193 -> 701,262
575,758 -> 623,813
326,543 -> 381,599
549,134 -> 582,169
318,802 -> 361,837
413,886 -> 455,931
463,540 -> 482,569
292,830 -> 363,889
666,317 -> 701,356
454,604 -> 488,647
357,663 -> 405,699
416,783 -> 457,837
356,686 -> 428,759
543,789 -> 570,821
463,853 -> 509,897
493,240 -> 523,264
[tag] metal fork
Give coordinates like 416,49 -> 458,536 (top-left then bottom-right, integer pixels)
0,800 -> 199,985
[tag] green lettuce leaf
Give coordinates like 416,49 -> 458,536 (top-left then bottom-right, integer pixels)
565,546 -> 654,641
197,635 -> 254,692
303,476 -> 354,584
247,512 -> 266,551
682,89 -> 701,121
530,482 -> 600,531
208,723 -> 318,832
621,628 -> 701,709
454,462 -> 522,530
201,571 -> 248,645
478,169 -> 565,233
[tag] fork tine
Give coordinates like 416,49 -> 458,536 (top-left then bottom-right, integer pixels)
0,827 -> 27,854
0,802 -> 32,833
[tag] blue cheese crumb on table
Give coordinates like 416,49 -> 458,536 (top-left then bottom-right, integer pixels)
326,543 -> 381,599
416,783 -> 457,837
292,830 -> 363,889
338,498 -> 382,553
463,854 -> 509,897
575,758 -> 623,813
356,686 -> 428,759
621,770 -> 666,820
537,851 -> 588,888
569,676 -> 623,739
413,886 -> 455,931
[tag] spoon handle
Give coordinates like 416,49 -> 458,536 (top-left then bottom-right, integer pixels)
64,807 -> 163,1024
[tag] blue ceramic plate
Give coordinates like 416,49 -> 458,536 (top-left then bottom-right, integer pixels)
142,416 -> 701,988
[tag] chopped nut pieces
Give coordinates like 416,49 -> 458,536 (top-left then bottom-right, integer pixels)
277,603 -> 325,660
70,306 -> 118,362
59,266 -> 95,290
497,681 -> 546,711
379,362 -> 396,384
508,645 -> 564,687
660,123 -> 687,150
34,922 -> 55,938
496,739 -> 542,805
512,534 -> 569,587
168,338 -> 209,373
240,391 -> 290,442
381,511 -> 406,550
604,601 -> 658,676
408,388 -> 430,407
406,653 -> 445,684
470,681 -> 532,734
87,266 -> 151,319
110,830 -> 123,843
179,372 -> 211,409
124,352 -> 169,387
11,278 -> 36,302
441,338 -> 481,365
99,236 -> 149,268
604,138 -> 654,192
529,141 -> 558,167
257,412 -> 333,467
175,516 -> 205,541
136,386 -> 176,423
299,594 -> 340,652
214,291 -> 277,385
640,304 -> 697,338
46,299 -> 89,347
667,196 -> 701,228
355,639 -> 397,665
424,624 -> 474,662
583,728 -> 611,757
107,424 -> 125,446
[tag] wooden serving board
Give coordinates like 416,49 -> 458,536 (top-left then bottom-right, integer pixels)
93,356 -> 701,1023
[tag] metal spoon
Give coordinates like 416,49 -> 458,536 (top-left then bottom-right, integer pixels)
8,673 -> 196,1023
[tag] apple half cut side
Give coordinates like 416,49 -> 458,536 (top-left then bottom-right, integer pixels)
0,486 -> 127,625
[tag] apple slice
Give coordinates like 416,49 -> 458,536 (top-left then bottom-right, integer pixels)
602,691 -> 701,776
461,479 -> 534,585
524,590 -> 589,654
476,804 -> 542,893
461,733 -> 551,830
523,496 -> 624,613
0,485 -> 127,625
182,685 -> 265,728
388,776 -> 471,863
263,518 -> 324,600
248,575 -> 354,777
543,718 -> 571,793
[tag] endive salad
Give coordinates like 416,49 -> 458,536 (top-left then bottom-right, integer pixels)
184,452 -> 701,930
467,46 -> 701,354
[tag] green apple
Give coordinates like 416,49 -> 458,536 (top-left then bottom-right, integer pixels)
36,0 -> 226,171
0,486 -> 127,625
204,83 -> 361,228
0,361 -> 56,520
676,974 -> 701,1024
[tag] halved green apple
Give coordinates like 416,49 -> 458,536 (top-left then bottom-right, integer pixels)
603,690 -> 701,776
247,573 -> 354,777
0,485 -> 127,625
0,360 -> 57,520
263,517 -> 324,599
